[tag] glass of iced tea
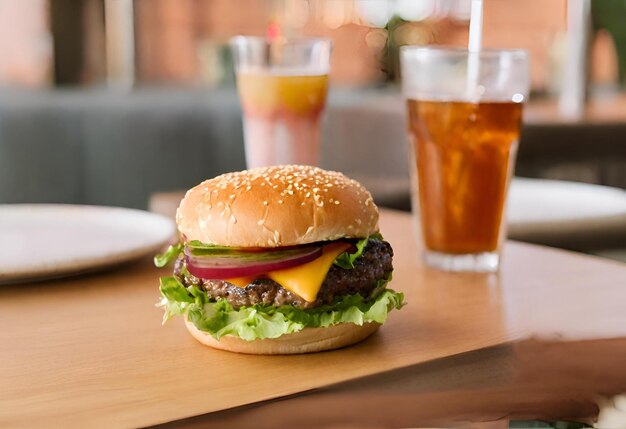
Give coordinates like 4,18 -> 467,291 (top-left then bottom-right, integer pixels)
400,47 -> 529,272
230,36 -> 332,168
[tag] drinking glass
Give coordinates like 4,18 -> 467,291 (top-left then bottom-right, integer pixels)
400,47 -> 530,272
230,36 -> 332,168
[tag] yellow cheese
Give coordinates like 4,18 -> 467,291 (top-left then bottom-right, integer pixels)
225,242 -> 352,302
225,276 -> 256,288
267,242 -> 351,302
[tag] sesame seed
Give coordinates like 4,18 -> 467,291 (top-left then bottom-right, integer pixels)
334,200 -> 340,205
263,201 -> 268,206
257,219 -> 264,225
278,200 -> 283,204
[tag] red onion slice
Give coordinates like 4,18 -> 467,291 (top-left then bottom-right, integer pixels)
185,245 -> 323,280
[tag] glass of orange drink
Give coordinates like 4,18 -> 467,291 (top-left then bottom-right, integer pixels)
230,36 -> 332,168
400,47 -> 530,272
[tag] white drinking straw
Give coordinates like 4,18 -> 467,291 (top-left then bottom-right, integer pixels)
466,0 -> 483,100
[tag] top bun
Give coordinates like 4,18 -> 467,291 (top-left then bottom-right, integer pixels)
176,165 -> 379,247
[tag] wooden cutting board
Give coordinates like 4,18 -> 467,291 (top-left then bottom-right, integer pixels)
1,209 -> 625,428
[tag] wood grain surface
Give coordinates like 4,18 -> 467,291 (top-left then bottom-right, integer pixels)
170,338 -> 626,429
1,209 -> 625,429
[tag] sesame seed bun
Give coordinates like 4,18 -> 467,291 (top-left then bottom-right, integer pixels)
176,165 -> 379,247
184,316 -> 380,355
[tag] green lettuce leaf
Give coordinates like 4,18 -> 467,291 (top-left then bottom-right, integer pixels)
154,243 -> 183,267
157,272 -> 404,341
333,233 -> 383,270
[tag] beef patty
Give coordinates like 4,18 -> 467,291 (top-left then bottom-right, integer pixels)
174,239 -> 393,309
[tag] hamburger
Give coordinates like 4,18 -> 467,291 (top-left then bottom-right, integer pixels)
155,165 -> 404,354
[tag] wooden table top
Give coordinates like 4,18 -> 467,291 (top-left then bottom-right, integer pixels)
1,209 -> 625,428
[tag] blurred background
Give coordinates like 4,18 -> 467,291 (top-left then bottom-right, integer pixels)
1,0 -> 626,259
2,0 -> 623,90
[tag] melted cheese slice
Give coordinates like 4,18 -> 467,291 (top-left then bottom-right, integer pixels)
267,242 -> 351,302
225,276 -> 256,288
225,242 -> 352,302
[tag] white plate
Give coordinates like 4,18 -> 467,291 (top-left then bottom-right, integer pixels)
508,178 -> 626,224
0,204 -> 176,284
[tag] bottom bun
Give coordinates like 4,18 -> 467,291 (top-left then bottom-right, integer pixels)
184,317 -> 380,355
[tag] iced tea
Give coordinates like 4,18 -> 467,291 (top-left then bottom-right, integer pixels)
406,100 -> 523,254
